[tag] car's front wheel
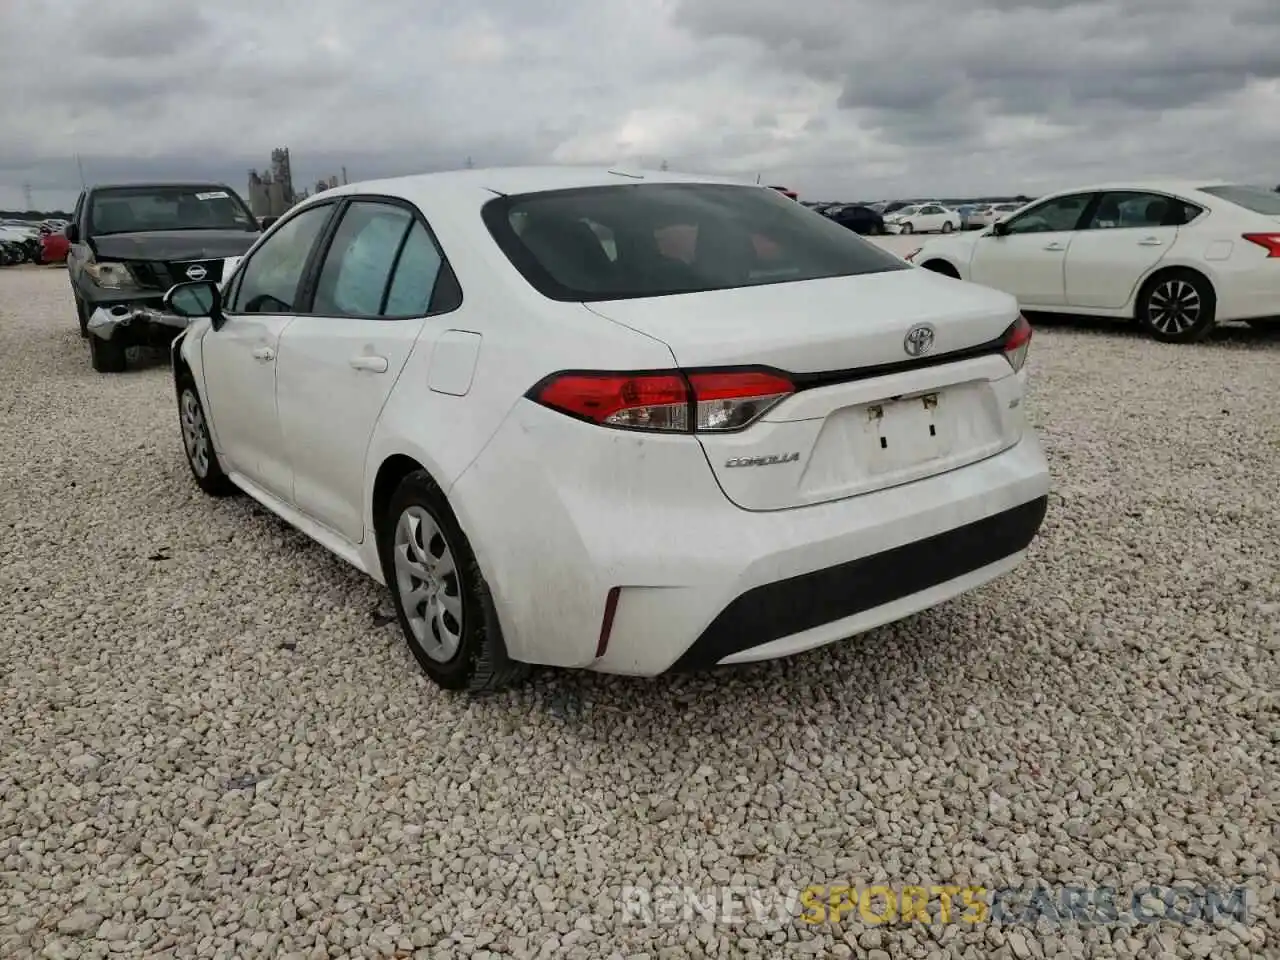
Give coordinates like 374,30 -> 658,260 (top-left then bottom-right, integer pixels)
177,378 -> 237,496
941,221 -> 954,233
75,296 -> 89,338
380,470 -> 530,693
899,222 -> 913,235
1138,270 -> 1216,343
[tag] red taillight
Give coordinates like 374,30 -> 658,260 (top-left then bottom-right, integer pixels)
1243,233 -> 1280,257
530,369 -> 794,433
1003,314 -> 1032,372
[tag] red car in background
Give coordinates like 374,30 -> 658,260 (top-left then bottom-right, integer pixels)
768,185 -> 799,200
41,230 -> 69,264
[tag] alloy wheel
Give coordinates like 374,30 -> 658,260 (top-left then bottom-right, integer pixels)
1147,279 -> 1201,336
179,389 -> 210,478
393,506 -> 464,662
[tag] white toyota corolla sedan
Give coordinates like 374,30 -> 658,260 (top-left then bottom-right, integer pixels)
162,167 -> 1051,692
903,181 -> 1280,343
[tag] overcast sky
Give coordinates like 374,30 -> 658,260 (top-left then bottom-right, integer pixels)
2,0 -> 1279,210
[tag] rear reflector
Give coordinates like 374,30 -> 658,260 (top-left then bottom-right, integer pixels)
1002,314 -> 1032,372
1243,233 -> 1280,257
530,369 -> 794,433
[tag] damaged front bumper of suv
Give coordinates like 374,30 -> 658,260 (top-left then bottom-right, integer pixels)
86,304 -> 192,340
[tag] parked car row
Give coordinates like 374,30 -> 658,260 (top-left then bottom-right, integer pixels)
903,180 -> 1280,343
0,223 -> 43,265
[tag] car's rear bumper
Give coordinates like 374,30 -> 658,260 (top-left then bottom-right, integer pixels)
1212,266 -> 1280,322
451,401 -> 1051,676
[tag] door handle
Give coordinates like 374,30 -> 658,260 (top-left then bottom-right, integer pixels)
251,346 -> 275,362
1137,237 -> 1162,246
1043,242 -> 1066,251
349,355 -> 389,373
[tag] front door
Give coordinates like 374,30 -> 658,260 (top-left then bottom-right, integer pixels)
968,193 -> 1094,307
201,201 -> 336,501
276,200 -> 453,543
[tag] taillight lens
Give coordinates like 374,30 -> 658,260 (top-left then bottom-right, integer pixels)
903,247 -> 923,263
530,369 -> 794,433
1002,314 -> 1032,372
687,371 -> 793,431
1243,233 -> 1280,257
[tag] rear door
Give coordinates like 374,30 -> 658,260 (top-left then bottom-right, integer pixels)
275,197 -> 459,543
1063,191 -> 1191,310
968,193 -> 1095,306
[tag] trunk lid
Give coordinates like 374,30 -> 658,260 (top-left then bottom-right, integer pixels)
587,269 -> 1028,511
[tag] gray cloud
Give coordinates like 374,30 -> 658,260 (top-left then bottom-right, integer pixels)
1,0 -> 1278,210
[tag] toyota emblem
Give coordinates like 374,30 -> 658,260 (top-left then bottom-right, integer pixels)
185,264 -> 208,281
903,323 -> 936,357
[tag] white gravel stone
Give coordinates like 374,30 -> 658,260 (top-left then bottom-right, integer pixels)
1,263 -> 1278,960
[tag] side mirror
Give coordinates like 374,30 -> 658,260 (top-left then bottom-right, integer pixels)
165,280 -> 225,329
990,221 -> 1009,237
260,216 -> 279,230
65,224 -> 80,244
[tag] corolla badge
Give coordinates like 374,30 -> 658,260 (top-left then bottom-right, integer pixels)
185,264 -> 208,281
903,323 -> 936,357
725,453 -> 800,468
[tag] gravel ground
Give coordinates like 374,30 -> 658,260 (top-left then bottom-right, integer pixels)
1,263 -> 1277,960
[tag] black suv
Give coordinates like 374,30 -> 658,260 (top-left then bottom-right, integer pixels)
66,183 -> 268,372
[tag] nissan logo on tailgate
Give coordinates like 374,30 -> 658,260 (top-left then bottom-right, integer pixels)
185,264 -> 208,281
903,323 -> 935,357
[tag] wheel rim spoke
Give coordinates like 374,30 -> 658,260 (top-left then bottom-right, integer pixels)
393,505 -> 463,662
1151,282 -> 1201,335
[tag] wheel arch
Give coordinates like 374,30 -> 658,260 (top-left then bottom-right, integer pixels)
1131,262 -> 1217,320
920,257 -> 961,278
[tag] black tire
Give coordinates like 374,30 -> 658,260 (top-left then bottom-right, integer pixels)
176,377 -> 237,497
379,470 -> 531,693
900,222 -> 914,235
88,333 -> 127,373
75,296 -> 89,338
1138,269 -> 1216,344
941,221 -> 954,234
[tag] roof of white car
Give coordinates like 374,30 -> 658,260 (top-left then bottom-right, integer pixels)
317,166 -> 755,202
1049,179 -> 1235,196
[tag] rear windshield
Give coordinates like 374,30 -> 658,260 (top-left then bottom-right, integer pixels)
1198,185 -> 1280,216
481,182 -> 907,302
89,186 -> 258,236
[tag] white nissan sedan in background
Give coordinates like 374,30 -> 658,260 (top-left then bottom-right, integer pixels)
903,181 -> 1280,343
163,167 -> 1051,692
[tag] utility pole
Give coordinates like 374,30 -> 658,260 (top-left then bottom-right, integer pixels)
22,183 -> 33,210
660,159 -> 669,172
75,154 -> 87,189
465,156 -> 474,169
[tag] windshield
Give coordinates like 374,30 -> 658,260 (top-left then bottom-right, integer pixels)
88,186 -> 258,235
1198,185 -> 1280,216
482,182 -> 907,302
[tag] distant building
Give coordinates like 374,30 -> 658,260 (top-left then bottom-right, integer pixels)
247,147 -> 298,218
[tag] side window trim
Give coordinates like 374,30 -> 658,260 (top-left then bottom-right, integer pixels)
377,218 -> 418,316
224,199 -> 339,316
1005,192 -> 1098,234
294,193 -> 462,322
1079,190 -> 1204,231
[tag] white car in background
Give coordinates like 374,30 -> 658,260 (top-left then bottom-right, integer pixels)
885,203 -> 962,235
160,166 -> 1050,692
903,181 -> 1280,343
968,202 -> 1025,229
